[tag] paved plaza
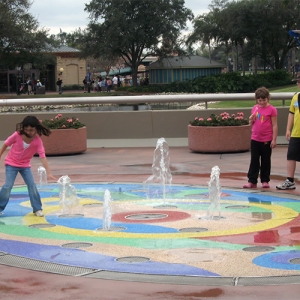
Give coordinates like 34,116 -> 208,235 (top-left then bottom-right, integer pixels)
0,145 -> 300,299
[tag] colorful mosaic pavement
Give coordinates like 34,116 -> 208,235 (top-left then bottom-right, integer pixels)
0,182 -> 300,278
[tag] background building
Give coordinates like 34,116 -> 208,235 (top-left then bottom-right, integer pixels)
0,46 -> 86,93
146,55 -> 225,84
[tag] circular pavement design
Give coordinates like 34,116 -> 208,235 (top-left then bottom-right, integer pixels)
0,182 -> 300,286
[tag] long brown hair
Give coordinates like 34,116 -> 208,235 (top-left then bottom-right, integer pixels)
16,116 -> 51,136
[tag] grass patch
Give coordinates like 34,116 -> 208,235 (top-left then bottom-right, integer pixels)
208,99 -> 292,109
208,85 -> 298,109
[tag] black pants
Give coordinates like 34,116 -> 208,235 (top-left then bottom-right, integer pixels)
247,140 -> 272,184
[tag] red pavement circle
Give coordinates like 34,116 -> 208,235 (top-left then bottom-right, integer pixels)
112,210 -> 191,223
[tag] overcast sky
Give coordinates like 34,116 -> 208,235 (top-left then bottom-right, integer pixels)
29,0 -> 212,35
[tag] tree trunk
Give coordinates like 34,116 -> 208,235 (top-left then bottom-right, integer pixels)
131,64 -> 138,87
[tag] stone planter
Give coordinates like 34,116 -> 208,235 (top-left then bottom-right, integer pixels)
188,124 -> 251,153
41,127 -> 87,155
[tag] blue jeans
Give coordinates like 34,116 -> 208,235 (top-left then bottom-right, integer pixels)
0,165 -> 42,213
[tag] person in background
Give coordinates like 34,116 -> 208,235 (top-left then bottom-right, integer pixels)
93,78 -> 98,91
243,87 -> 278,189
106,77 -> 112,92
27,78 -> 32,95
31,78 -> 36,94
37,80 -> 42,87
276,74 -> 300,190
101,78 -> 106,92
112,75 -> 118,90
86,71 -> 92,93
56,77 -> 63,94
98,79 -> 102,92
83,78 -> 88,93
0,116 -> 56,217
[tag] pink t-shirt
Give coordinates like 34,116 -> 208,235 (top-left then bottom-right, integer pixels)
251,104 -> 277,142
4,132 -> 46,168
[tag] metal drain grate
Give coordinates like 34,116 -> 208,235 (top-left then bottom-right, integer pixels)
242,246 -> 275,252
84,270 -> 235,286
61,242 -> 93,249
125,213 -> 168,220
28,224 -> 56,229
179,227 -> 208,232
153,205 -> 177,209
83,203 -> 103,207
236,275 -> 300,286
96,226 -> 126,232
116,256 -> 150,263
0,253 -> 298,286
225,205 -> 250,209
58,214 -> 84,218
0,254 -> 96,276
289,258 -> 300,265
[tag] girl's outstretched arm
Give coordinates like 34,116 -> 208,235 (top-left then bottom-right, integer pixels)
40,157 -> 56,180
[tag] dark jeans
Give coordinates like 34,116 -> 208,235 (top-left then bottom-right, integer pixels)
247,139 -> 272,184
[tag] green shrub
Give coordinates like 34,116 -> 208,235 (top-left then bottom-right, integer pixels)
113,70 -> 293,94
158,70 -> 293,93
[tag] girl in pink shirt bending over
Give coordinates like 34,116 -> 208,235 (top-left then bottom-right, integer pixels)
243,87 -> 278,189
0,116 -> 56,217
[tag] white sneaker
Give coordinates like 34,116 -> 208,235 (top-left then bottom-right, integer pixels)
276,179 -> 296,190
35,210 -> 44,217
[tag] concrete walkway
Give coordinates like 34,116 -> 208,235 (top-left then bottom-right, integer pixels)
0,145 -> 300,300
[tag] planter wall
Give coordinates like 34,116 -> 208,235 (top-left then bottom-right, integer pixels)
41,127 -> 87,155
188,124 -> 251,153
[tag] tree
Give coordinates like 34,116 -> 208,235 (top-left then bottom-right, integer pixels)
250,0 -> 300,70
83,0 -> 193,86
188,0 -> 300,72
65,28 -> 85,49
187,13 -> 218,63
0,0 -> 54,69
85,55 -> 118,77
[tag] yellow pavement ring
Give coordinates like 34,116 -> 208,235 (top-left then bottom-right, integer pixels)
22,198 -> 298,239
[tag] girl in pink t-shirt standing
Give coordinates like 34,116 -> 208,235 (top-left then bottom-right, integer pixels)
0,116 -> 56,217
243,87 -> 278,189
